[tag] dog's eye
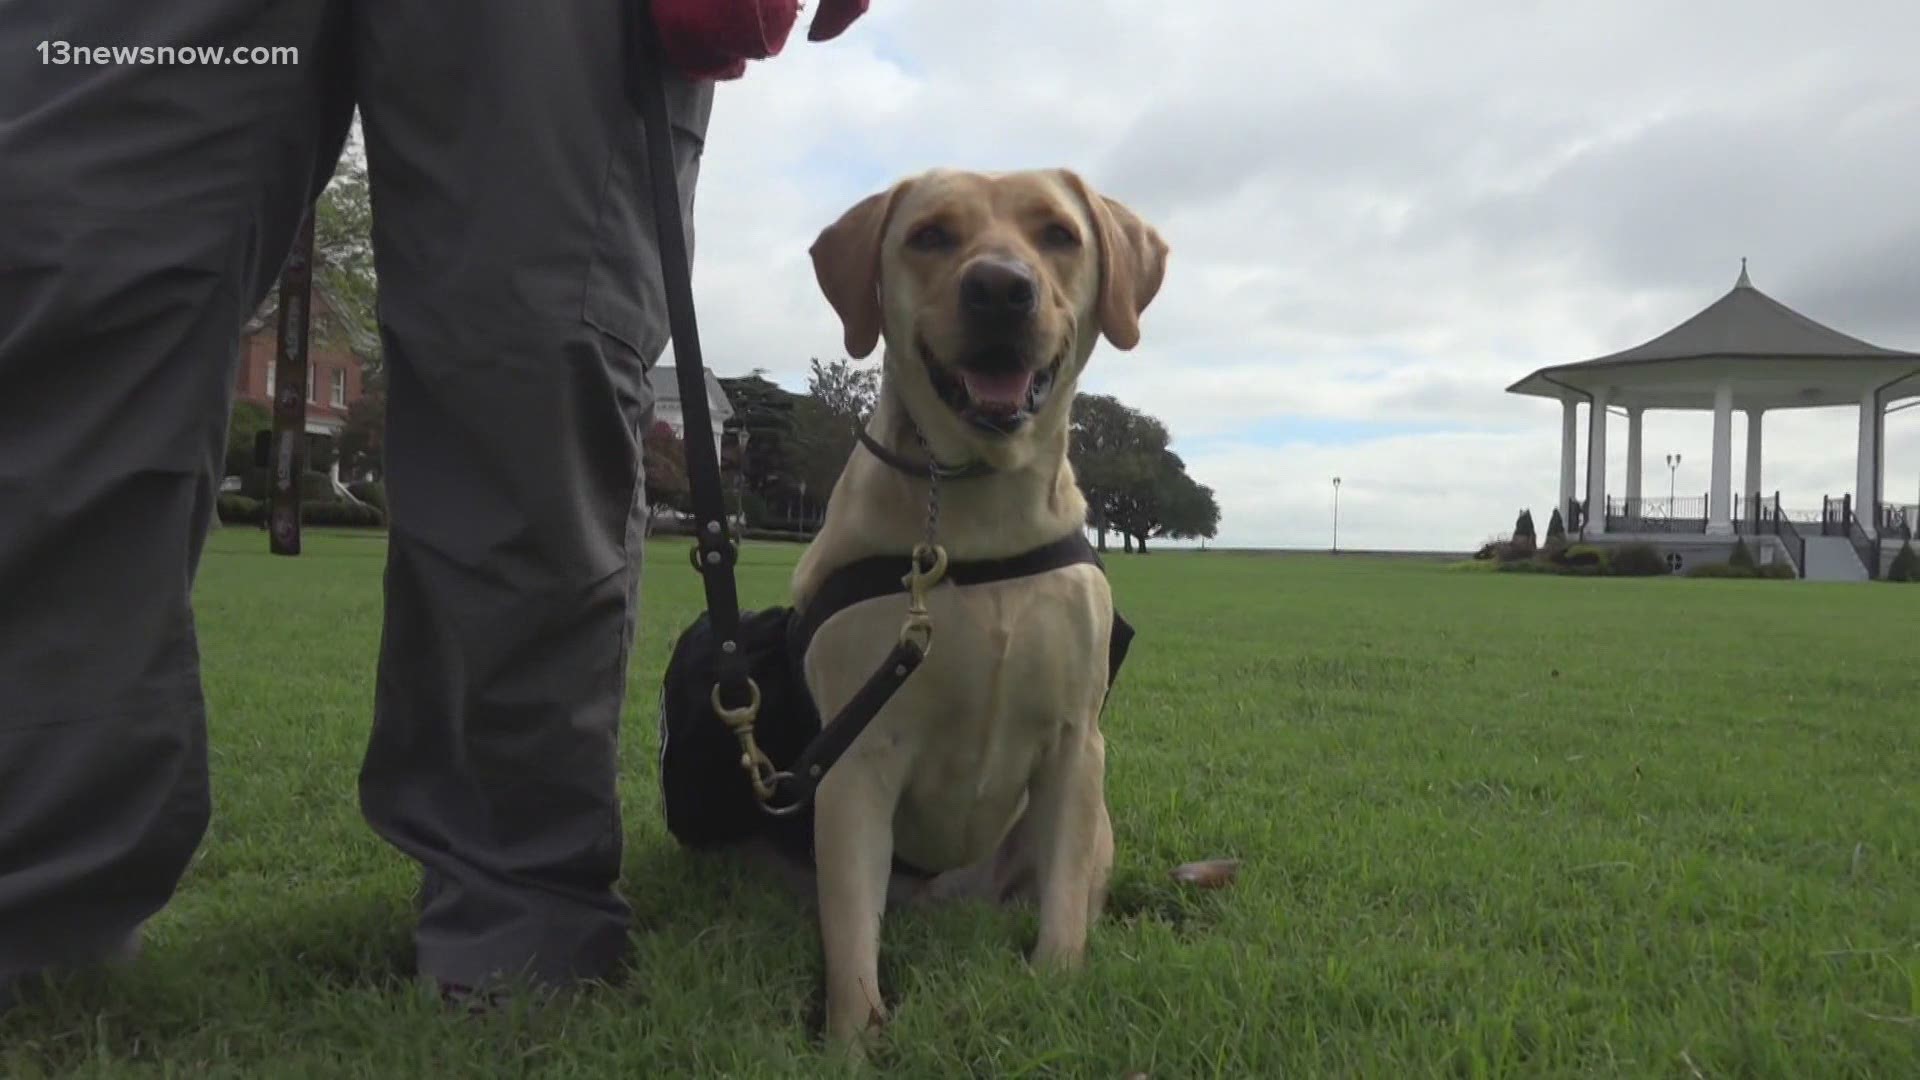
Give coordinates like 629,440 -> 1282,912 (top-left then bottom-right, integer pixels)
1039,222 -> 1080,249
905,223 -> 955,252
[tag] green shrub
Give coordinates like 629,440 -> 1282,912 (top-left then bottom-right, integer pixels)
1508,510 -> 1537,559
223,493 -> 384,528
1562,544 -> 1609,572
1545,507 -> 1567,545
217,494 -> 263,525
1728,539 -> 1756,570
1757,562 -> 1797,580
1686,562 -> 1751,579
240,468 -> 337,503
303,500 -> 385,527
1888,542 -> 1919,583
299,472 -> 338,503
347,480 -> 387,511
1494,557 -> 1557,574
1608,543 -> 1669,577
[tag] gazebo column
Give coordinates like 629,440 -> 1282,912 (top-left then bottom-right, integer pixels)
1558,398 -> 1578,520
1708,382 -> 1733,534
1744,409 -> 1764,515
1624,407 -> 1645,514
1585,388 -> 1609,534
1857,388 -> 1881,536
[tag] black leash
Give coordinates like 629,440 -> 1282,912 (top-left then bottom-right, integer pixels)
628,2 -> 948,817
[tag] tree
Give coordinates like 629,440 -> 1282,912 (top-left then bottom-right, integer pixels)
789,358 -> 877,517
226,400 -> 273,479
642,421 -> 689,531
1104,446 -> 1216,554
1509,509 -> 1537,558
717,370 -> 803,511
1069,393 -> 1170,551
1156,472 -> 1221,543
804,355 -> 878,419
311,146 -> 377,350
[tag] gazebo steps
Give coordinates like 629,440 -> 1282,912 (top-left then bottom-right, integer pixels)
1801,536 -> 1871,582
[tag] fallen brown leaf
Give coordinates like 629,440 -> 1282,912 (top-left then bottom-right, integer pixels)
1169,858 -> 1240,888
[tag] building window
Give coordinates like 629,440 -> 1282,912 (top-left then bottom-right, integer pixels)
266,362 -> 275,397
331,368 -> 346,407
308,366 -> 318,403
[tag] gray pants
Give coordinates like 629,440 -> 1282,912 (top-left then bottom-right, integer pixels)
0,0 -> 711,989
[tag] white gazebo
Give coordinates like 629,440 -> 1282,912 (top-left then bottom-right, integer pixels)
1508,263 -> 1920,577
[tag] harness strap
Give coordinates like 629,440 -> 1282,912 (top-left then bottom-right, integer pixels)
763,531 -> 1108,810
789,531 -> 1105,664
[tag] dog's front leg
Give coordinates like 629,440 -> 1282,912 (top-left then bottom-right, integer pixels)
813,765 -> 897,1051
1026,719 -> 1114,972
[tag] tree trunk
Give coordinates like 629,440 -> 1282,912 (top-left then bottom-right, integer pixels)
1122,532 -> 1133,554
1137,532 -> 1149,554
1096,525 -> 1108,551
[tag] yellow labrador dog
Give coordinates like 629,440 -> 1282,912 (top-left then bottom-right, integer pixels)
791,167 -> 1168,1048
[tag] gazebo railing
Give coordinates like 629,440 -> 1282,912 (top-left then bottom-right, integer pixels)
1820,495 -> 1849,537
1776,510 -> 1808,578
1732,491 -> 1807,576
1847,512 -> 1881,580
1606,494 -> 1707,533
1876,502 -> 1912,541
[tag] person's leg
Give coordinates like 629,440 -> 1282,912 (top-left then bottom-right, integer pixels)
351,0 -> 712,991
0,0 -> 352,996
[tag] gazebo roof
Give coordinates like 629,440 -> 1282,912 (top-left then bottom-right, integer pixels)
1508,263 -> 1920,410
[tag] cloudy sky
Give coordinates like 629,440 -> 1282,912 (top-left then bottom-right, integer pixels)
666,0 -> 1920,551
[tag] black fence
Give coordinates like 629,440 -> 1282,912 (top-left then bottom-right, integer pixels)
1877,503 -> 1913,541
1605,494 -> 1708,533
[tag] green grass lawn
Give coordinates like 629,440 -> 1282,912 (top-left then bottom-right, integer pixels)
5,529 -> 1918,1077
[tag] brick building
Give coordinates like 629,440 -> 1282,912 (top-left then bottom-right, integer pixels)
234,284 -> 374,483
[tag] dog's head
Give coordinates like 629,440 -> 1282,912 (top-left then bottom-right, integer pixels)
810,168 -> 1168,459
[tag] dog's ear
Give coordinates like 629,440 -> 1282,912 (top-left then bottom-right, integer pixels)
1059,171 -> 1169,351
810,182 -> 908,360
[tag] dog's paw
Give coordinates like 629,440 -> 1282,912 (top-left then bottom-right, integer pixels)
825,996 -> 889,1058
1028,940 -> 1088,974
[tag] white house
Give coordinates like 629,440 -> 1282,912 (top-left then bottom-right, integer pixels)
646,364 -> 736,458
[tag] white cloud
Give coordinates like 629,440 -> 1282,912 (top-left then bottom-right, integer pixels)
665,0 -> 1920,549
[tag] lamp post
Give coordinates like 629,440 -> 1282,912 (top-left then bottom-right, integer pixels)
1331,476 -> 1342,553
1666,453 -> 1682,516
733,426 -> 750,528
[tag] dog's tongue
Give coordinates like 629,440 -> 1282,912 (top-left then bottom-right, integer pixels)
961,370 -> 1033,413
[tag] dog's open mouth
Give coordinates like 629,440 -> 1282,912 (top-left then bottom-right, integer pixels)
921,339 -> 1063,435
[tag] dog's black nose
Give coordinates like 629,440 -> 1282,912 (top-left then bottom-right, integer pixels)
960,257 -> 1037,326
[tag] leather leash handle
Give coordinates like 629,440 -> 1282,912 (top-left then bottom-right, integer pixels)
627,0 -> 752,708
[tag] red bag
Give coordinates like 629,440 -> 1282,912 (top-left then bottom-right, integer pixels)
651,0 -> 870,81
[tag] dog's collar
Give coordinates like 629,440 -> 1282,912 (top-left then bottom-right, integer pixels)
857,429 -> 997,481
